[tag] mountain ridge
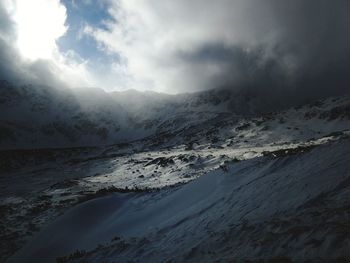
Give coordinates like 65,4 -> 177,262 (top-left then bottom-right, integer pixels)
1,80 -> 349,150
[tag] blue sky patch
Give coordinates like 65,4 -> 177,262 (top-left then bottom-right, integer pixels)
58,0 -> 119,65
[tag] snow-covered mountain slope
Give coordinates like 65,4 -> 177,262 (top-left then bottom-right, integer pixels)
1,89 -> 349,262
0,80 -> 162,149
7,138 -> 350,263
0,80 -> 223,149
3,80 -> 348,150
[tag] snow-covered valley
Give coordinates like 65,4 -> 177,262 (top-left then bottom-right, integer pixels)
1,93 -> 350,262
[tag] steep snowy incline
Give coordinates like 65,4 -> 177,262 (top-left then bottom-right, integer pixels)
8,138 -> 350,263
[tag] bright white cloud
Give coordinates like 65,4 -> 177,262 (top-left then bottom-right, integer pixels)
83,0 -> 282,93
0,0 -> 301,93
84,0 -> 350,95
1,0 -> 349,96
0,0 -> 97,89
12,0 -> 67,60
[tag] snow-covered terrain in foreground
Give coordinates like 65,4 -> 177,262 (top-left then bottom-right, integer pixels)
1,95 -> 349,262
8,138 -> 350,263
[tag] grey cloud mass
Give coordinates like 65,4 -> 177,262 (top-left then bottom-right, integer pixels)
168,0 -> 350,96
1,0 -> 350,104
82,0 -> 350,103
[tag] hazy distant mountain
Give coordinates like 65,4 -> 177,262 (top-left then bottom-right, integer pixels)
1,80 -> 349,150
0,81 -> 249,149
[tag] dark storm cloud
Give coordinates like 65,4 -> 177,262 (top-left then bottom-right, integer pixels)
265,0 -> 350,95
0,1 -> 20,83
1,0 -> 350,103
179,0 -> 350,101
88,0 -> 350,101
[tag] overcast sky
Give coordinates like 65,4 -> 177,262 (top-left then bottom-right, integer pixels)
0,0 -> 350,96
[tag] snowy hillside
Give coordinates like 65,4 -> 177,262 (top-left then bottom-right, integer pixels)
0,80 -> 253,150
0,80 -> 145,149
0,80 -> 226,150
3,80 -> 344,150
1,93 -> 349,262
8,138 -> 350,263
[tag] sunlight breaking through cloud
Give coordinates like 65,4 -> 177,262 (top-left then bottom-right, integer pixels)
12,0 -> 67,60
